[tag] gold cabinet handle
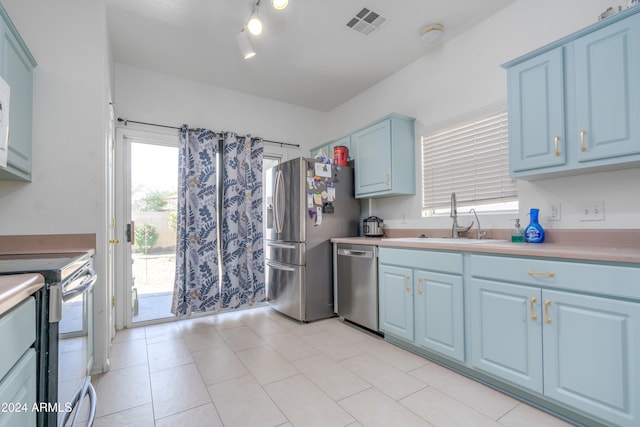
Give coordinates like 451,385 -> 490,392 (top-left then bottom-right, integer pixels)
405,275 -> 411,292
109,239 -> 120,244
385,172 -> 390,186
544,299 -> 552,324
417,278 -> 423,295
530,297 -> 538,321
580,130 -> 587,152
554,136 -> 561,156
528,269 -> 555,278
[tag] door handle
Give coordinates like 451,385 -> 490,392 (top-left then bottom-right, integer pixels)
580,130 -> 587,152
544,299 -> 552,324
554,136 -> 561,157
530,297 -> 537,321
417,278 -> 423,295
405,275 -> 411,292
126,221 -> 135,245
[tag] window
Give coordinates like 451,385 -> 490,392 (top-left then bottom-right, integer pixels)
421,111 -> 517,215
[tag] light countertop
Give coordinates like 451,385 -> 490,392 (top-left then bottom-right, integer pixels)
331,236 -> 640,264
0,273 -> 44,316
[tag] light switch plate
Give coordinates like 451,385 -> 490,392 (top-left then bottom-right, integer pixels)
580,201 -> 605,221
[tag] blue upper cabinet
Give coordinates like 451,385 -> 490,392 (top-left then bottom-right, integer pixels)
504,7 -> 640,179
351,114 -> 415,198
574,13 -> 640,163
0,4 -> 36,182
508,48 -> 566,173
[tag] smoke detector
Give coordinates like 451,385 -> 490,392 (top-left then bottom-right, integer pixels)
346,7 -> 387,36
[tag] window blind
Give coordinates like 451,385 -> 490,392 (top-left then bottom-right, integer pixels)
421,111 -> 517,212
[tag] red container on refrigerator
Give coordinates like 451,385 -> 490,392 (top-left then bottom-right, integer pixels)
333,146 -> 348,166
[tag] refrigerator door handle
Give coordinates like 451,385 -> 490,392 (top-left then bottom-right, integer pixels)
274,170 -> 285,234
267,260 -> 297,272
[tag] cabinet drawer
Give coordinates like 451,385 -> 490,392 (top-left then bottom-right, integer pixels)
0,348 -> 37,427
469,254 -> 640,300
0,297 -> 35,381
380,248 -> 462,275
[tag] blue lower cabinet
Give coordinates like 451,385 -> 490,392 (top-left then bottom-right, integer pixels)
469,274 -> 640,427
379,264 -> 414,341
415,269 -> 464,362
469,278 -> 543,393
542,290 -> 640,427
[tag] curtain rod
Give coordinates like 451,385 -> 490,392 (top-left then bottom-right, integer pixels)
116,118 -> 300,148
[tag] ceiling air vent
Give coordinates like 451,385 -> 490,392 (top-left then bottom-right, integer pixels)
346,7 -> 386,36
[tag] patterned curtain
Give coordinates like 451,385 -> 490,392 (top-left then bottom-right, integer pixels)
171,126 -> 221,317
220,133 -> 265,309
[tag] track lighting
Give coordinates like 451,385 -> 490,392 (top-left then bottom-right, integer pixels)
246,3 -> 263,35
236,30 -> 256,59
272,0 -> 289,10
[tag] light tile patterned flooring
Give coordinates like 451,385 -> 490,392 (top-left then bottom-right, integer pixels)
93,306 -> 575,427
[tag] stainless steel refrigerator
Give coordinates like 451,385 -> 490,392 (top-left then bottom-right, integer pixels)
265,156 -> 359,322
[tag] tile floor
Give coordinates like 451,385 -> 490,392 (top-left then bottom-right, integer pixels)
92,306 -> 575,427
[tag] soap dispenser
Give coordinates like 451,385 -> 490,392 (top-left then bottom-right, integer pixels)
511,219 -> 524,243
524,208 -> 545,243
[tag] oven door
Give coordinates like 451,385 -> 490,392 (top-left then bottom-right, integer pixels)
58,266 -> 97,427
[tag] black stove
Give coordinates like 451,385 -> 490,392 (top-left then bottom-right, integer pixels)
0,252 -> 92,282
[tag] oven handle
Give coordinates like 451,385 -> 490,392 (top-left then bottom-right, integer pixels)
62,268 -> 97,303
59,376 -> 96,427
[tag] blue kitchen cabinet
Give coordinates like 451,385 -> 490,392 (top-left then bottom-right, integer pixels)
507,48 -> 566,173
0,296 -> 37,427
504,6 -> 640,179
379,247 -> 465,361
414,269 -> 464,362
542,289 -> 640,427
468,278 -> 543,393
351,114 -> 415,198
378,264 -> 414,341
469,254 -> 640,427
0,4 -> 37,182
574,13 -> 640,163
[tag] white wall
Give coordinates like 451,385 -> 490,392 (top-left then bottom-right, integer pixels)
327,0 -> 640,231
114,63 -> 326,160
0,0 -> 110,370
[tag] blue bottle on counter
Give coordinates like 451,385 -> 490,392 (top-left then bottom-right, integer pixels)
524,208 -> 545,243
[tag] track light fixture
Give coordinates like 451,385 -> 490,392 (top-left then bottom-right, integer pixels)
246,2 -> 263,36
236,30 -> 256,59
237,0 -> 291,59
272,0 -> 289,10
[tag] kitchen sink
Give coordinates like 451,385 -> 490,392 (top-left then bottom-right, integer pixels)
382,237 -> 508,244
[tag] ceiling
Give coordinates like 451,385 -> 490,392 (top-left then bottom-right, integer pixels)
106,0 -> 515,112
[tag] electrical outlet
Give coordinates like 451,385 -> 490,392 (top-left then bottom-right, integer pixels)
580,201 -> 605,221
401,212 -> 407,224
549,203 -> 561,221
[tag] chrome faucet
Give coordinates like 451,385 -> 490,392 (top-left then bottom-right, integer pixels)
450,192 -> 473,238
469,208 -> 487,239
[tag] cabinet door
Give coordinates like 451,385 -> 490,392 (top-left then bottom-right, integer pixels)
469,278 -> 543,393
379,264 -> 413,341
574,12 -> 640,163
0,20 -> 34,181
507,48 -> 566,173
352,119 -> 392,196
414,270 -> 464,362
542,290 -> 640,427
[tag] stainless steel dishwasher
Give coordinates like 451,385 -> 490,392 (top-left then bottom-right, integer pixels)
335,243 -> 379,332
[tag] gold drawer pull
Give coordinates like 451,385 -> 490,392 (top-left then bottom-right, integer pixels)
528,269 -> 555,278
530,297 -> 538,321
405,275 -> 411,292
544,299 -> 552,324
580,130 -> 587,152
417,278 -> 423,295
554,136 -> 561,156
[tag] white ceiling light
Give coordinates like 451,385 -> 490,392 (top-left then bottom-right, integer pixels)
421,24 -> 444,45
236,30 -> 256,59
246,4 -> 263,35
272,0 -> 289,11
